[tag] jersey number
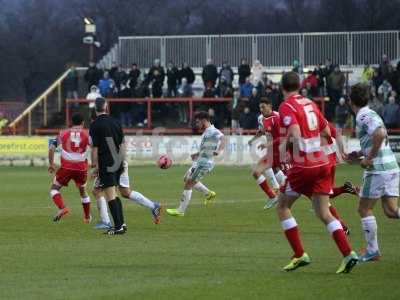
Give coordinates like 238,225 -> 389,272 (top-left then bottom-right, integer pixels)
303,105 -> 318,131
70,132 -> 81,148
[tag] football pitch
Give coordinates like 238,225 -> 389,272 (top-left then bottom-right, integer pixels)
0,165 -> 399,300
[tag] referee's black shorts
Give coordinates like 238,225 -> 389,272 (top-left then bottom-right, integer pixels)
98,161 -> 123,189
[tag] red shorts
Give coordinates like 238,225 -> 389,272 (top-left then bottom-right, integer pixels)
282,164 -> 332,198
55,167 -> 87,187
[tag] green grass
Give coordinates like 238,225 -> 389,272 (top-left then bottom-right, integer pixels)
0,165 -> 399,300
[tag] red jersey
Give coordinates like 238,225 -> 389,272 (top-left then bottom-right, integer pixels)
279,94 -> 328,168
58,127 -> 90,171
321,123 -> 338,165
258,111 -> 281,152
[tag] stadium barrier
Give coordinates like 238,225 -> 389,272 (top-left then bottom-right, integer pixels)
117,31 -> 400,69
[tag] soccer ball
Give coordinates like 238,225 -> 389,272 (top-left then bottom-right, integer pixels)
157,155 -> 172,169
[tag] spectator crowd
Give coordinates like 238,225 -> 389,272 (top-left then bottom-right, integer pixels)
72,54 -> 400,132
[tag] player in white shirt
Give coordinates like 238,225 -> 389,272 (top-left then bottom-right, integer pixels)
167,111 -> 225,217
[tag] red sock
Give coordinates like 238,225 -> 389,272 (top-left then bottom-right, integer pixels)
257,176 -> 276,198
330,186 -> 345,199
284,227 -> 304,258
329,206 -> 348,230
82,203 -> 91,219
52,193 -> 65,209
332,229 -> 352,257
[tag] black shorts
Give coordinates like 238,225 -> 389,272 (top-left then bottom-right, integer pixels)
98,160 -> 123,189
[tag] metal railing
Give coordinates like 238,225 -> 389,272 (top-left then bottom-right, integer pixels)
8,69 -> 71,135
117,31 -> 399,68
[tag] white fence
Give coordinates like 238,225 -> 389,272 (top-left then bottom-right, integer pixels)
113,31 -> 399,69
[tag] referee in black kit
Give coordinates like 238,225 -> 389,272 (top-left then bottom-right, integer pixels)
90,97 -> 126,235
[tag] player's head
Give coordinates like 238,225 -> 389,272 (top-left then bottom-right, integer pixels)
94,97 -> 107,115
194,111 -> 210,131
259,98 -> 272,117
71,113 -> 84,127
281,71 -> 300,96
349,83 -> 369,112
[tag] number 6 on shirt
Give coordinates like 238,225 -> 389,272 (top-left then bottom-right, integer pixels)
303,104 -> 318,131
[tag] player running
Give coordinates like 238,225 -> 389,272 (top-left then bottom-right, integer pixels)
248,98 -> 287,209
92,160 -> 162,229
48,113 -> 91,223
348,83 -> 400,262
166,111 -> 225,217
276,72 -> 358,274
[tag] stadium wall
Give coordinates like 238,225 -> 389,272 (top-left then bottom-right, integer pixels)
1,135 -> 400,167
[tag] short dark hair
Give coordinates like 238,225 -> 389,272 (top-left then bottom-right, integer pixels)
350,83 -> 370,107
71,113 -> 84,126
281,71 -> 300,92
194,111 -> 210,121
259,97 -> 271,106
95,97 -> 107,113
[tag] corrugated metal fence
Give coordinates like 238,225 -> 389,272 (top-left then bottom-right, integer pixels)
102,31 -> 399,69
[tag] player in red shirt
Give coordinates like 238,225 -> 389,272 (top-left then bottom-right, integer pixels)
48,113 -> 91,223
276,72 -> 358,274
248,98 -> 288,209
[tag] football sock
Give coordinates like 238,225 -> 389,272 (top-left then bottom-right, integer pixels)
81,196 -> 91,219
97,196 -> 111,224
178,189 -> 193,213
50,190 -> 65,209
329,205 -> 348,231
330,186 -> 345,199
281,217 -> 304,258
256,175 -> 276,199
193,182 -> 210,196
275,170 -> 286,186
129,191 -> 155,210
361,216 -> 379,253
116,197 -> 125,225
264,168 -> 280,189
327,220 -> 352,257
108,199 -> 122,229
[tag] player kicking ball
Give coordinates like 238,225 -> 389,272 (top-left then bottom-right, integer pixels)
248,98 -> 287,210
92,160 -> 162,229
48,113 -> 92,223
276,72 -> 357,274
166,111 -> 225,217
348,84 -> 400,262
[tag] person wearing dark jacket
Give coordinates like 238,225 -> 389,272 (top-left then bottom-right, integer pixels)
238,58 -> 251,86
335,97 -> 350,129
147,59 -> 165,98
166,61 -> 179,97
113,66 -> 128,91
248,87 -> 261,114
65,66 -> 79,99
239,106 -> 258,129
219,62 -> 234,86
128,63 -> 141,91
202,59 -> 218,88
179,62 -> 195,85
84,62 -> 102,91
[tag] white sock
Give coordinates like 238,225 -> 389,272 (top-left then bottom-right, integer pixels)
193,182 -> 210,196
178,189 -> 193,213
129,191 -> 155,210
264,168 -> 280,189
361,216 -> 379,253
97,196 -> 111,224
275,170 -> 286,186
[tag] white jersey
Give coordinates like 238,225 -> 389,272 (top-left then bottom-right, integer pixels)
198,125 -> 224,164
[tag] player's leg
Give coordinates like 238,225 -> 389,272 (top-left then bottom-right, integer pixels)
252,160 -> 276,198
358,196 -> 380,261
328,203 -> 350,235
330,181 -> 360,198
381,196 -> 400,219
103,185 -> 125,234
274,168 -> 287,187
78,184 -> 91,223
312,194 -> 357,273
276,191 -> 310,271
193,181 -> 216,205
50,168 -> 70,222
381,172 -> 400,219
92,185 -> 112,229
119,186 -> 162,225
264,168 -> 280,190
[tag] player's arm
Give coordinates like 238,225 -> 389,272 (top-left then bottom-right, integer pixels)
361,127 -> 386,169
248,129 -> 264,146
214,133 -> 225,156
48,138 -> 58,174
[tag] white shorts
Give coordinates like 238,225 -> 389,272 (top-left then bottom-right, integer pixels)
360,171 -> 399,199
184,161 -> 214,182
94,167 -> 130,189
